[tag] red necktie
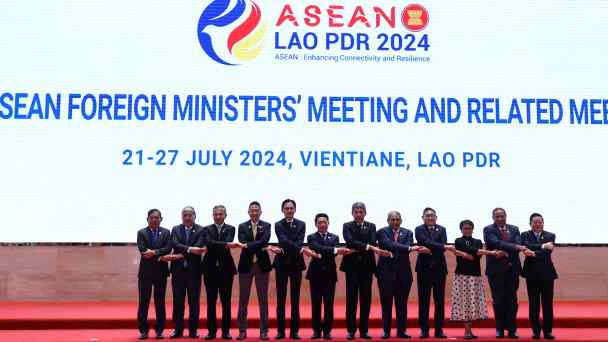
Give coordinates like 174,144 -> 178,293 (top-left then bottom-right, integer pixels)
500,228 -> 508,241
393,229 -> 399,241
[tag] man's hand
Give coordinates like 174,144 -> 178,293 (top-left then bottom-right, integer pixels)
523,248 -> 536,257
415,246 -> 432,254
444,245 -> 456,252
303,248 -> 321,259
542,242 -> 554,251
159,254 -> 183,262
189,246 -> 207,255
371,246 -> 392,257
517,245 -> 527,251
337,247 -> 354,255
494,250 -> 507,259
265,245 -> 283,254
142,249 -> 156,259
227,242 -> 245,249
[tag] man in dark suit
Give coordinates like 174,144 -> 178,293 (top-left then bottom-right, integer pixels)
340,202 -> 391,340
414,207 -> 453,339
306,213 -> 353,340
378,211 -> 430,339
169,206 -> 206,339
273,199 -> 316,340
136,209 -> 172,340
483,208 -> 535,339
521,213 -> 558,340
202,205 -> 240,340
235,201 -> 280,341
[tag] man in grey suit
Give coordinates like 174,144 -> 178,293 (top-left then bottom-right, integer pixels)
235,201 -> 282,341
168,206 -> 206,339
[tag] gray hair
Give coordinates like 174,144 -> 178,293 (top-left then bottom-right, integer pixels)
182,206 -> 196,217
351,202 -> 367,213
213,204 -> 227,214
387,210 -> 402,221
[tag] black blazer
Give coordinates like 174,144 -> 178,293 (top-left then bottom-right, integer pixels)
137,226 -> 172,279
415,224 -> 448,275
339,221 -> 377,274
237,220 -> 272,273
170,223 -> 205,274
454,236 -> 483,276
521,230 -> 558,280
202,223 -> 238,276
306,231 -> 339,282
377,226 -> 414,283
273,218 -> 306,272
483,223 -> 523,276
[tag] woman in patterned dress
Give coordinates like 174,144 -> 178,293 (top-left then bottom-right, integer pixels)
450,220 -> 505,339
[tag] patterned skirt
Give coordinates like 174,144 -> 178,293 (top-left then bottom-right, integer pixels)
450,274 -> 489,322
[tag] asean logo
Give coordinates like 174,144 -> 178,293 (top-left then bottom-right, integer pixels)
402,4 -> 429,32
197,0 -> 267,65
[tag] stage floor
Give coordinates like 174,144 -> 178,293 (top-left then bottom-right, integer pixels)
0,301 -> 606,330
0,329 -> 607,342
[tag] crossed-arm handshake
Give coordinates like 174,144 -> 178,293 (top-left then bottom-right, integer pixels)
155,245 -> 208,262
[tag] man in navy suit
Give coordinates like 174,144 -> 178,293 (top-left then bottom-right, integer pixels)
168,206 -> 206,339
306,213 -> 353,340
136,209 -> 172,340
414,207 -> 454,339
521,213 -> 558,340
236,201 -> 280,341
340,202 -> 391,340
202,205 -> 240,340
273,199 -> 309,340
377,211 -> 430,339
483,208 -> 535,339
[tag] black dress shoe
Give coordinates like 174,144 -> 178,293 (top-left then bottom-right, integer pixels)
420,331 -> 430,339
381,333 -> 390,339
139,333 -> 149,340
311,333 -> 322,340
170,331 -> 183,339
346,333 -> 355,340
396,333 -> 411,339
189,333 -> 200,339
544,334 -> 555,340
236,332 -> 246,340
496,331 -> 505,339
290,334 -> 301,340
222,334 -> 233,340
275,332 -> 285,340
435,332 -> 448,339
507,332 -> 519,339
360,334 -> 372,339
323,333 -> 333,340
205,333 -> 217,340
155,332 -> 165,339
260,333 -> 269,340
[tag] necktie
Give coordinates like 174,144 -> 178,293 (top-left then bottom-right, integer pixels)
252,223 -> 257,263
393,229 -> 399,242
322,233 -> 327,241
151,229 -> 158,245
500,228 -> 509,241
185,227 -> 191,241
